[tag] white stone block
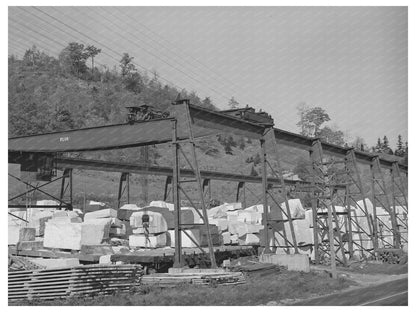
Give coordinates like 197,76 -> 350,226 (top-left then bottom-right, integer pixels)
149,200 -> 168,209
239,233 -> 260,245
27,211 -> 54,236
222,232 -> 231,244
8,226 -> 36,245
81,218 -> 112,245
44,222 -> 82,250
279,199 -> 306,220
237,211 -> 262,224
119,204 -> 141,211
208,218 -> 229,232
168,229 -> 200,248
230,234 -> 239,244
30,258 -> 80,269
245,204 -> 264,213
99,255 -> 113,264
129,233 -> 167,248
226,210 -> 239,222
84,208 -> 117,220
8,210 -> 27,224
130,211 -> 168,234
182,207 -> 202,223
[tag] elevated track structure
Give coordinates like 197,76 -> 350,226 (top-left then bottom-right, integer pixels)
8,100 -> 408,272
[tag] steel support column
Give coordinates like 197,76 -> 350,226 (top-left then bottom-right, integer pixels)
171,120 -> 182,268
260,138 -> 271,253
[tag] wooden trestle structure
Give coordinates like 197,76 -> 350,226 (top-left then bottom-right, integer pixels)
8,99 -> 408,272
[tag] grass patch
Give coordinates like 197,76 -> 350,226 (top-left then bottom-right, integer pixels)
11,269 -> 354,306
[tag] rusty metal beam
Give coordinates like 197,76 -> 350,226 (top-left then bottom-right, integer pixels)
55,157 -> 308,186
8,103 -> 407,173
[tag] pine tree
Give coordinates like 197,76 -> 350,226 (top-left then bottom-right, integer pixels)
382,136 -> 393,155
395,134 -> 405,157
228,96 -> 239,109
375,138 -> 383,153
382,136 -> 389,149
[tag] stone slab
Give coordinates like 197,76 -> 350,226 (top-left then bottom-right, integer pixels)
81,218 -> 112,245
130,211 -> 168,234
129,233 -> 167,248
43,222 -> 82,250
30,258 -> 80,269
84,208 -> 117,220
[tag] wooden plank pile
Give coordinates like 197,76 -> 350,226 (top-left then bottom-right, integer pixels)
8,264 -> 143,302
141,271 -> 245,287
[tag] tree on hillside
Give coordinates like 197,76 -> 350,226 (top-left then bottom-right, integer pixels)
375,138 -> 383,153
85,45 -> 101,72
297,104 -> 330,137
119,53 -> 136,77
382,135 -> 393,155
228,96 -> 240,109
351,136 -> 369,152
202,97 -> 213,108
317,126 -> 345,146
119,53 -> 143,94
395,134 -> 406,157
59,42 -> 89,77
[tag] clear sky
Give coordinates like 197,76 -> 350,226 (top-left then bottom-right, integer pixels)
8,6 -> 408,147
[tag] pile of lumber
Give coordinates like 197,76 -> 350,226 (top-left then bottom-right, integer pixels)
8,264 -> 143,302
141,271 -> 245,287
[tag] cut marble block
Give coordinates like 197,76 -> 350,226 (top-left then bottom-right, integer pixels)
84,208 -> 117,220
224,202 -> 242,210
81,218 -> 112,245
228,221 -> 261,237
85,200 -> 106,213
208,218 -> 229,232
208,203 -> 241,219
182,207 -> 202,223
230,234 -> 239,244
48,216 -> 82,224
168,229 -> 200,248
20,227 -> 36,242
137,206 -> 195,229
44,222 -> 82,250
226,211 -> 239,222
168,227 -> 221,247
304,209 -> 314,228
129,233 -> 167,248
149,201 -> 175,210
273,220 -> 314,247
36,199 -> 59,206
293,220 -> 314,245
27,211 -> 54,236
30,258 -> 80,269
48,210 -> 82,224
8,211 -> 27,227
117,204 -> 141,221
130,211 -> 168,234
228,221 -> 248,237
239,233 -> 260,245
8,226 -> 36,245
245,204 -> 264,213
279,199 -> 306,220
237,211 -> 262,224
222,231 -> 231,244
120,204 -> 140,210
8,227 -> 29,244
